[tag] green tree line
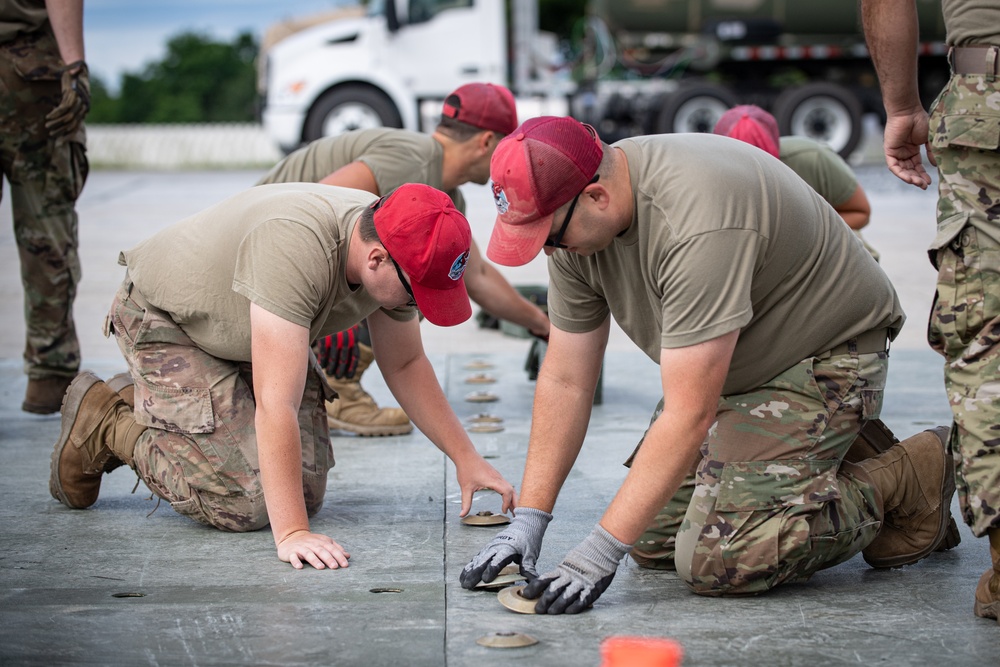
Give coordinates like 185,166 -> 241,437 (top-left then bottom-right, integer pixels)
89,31 -> 259,124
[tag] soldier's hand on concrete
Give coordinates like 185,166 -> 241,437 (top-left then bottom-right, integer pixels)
459,507 -> 552,589
313,325 -> 361,379
522,524 -> 629,614
883,110 -> 935,190
45,61 -> 90,139
277,530 -> 351,570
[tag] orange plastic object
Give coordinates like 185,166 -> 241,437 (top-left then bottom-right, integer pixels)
599,636 -> 683,667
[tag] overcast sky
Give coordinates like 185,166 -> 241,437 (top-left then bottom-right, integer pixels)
85,0 -> 356,91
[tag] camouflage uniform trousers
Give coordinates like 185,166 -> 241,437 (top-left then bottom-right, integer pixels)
630,350 -> 887,596
926,70 -> 1000,538
0,27 -> 87,379
106,278 -> 334,532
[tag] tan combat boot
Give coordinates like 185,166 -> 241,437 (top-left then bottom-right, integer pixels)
859,426 -> 956,568
49,372 -> 147,509
106,371 -> 135,409
326,343 -> 413,437
22,375 -> 75,414
974,530 -> 1000,623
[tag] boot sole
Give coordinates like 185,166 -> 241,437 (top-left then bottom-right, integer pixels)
327,416 -> 414,437
864,426 -> 956,568
49,372 -> 102,508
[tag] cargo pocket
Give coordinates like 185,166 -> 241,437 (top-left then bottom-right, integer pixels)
931,112 -> 1000,152
928,213 -> 981,351
712,459 -> 840,592
133,380 -> 215,435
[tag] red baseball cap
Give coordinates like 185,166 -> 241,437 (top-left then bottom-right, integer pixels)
486,116 -> 603,266
373,184 -> 472,327
441,82 -> 518,136
713,105 -> 780,158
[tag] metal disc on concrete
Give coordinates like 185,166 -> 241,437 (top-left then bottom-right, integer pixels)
468,423 -> 504,433
497,585 -> 538,614
467,413 -> 503,424
476,631 -> 538,648
464,373 -> 497,384
463,360 -> 494,370
465,391 -> 499,403
461,510 -> 511,526
474,565 -> 526,591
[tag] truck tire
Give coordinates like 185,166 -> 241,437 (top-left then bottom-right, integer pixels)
655,83 -> 738,135
772,83 -> 863,159
303,86 -> 403,142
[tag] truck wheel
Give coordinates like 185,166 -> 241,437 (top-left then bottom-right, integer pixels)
303,86 -> 402,142
773,83 -> 863,159
655,83 -> 738,135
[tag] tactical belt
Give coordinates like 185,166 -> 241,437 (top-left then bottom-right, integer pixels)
949,45 -> 999,76
822,328 -> 889,358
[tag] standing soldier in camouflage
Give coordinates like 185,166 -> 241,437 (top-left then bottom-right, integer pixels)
1,0 -> 90,413
862,0 -> 1000,624
460,117 -> 956,613
257,82 -> 549,437
48,182 -> 515,568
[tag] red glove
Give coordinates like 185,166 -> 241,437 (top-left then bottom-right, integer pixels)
314,325 -> 361,379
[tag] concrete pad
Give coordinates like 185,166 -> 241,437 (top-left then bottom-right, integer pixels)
2,167 -> 998,665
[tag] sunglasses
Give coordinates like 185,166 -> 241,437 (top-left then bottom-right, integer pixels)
544,174 -> 600,250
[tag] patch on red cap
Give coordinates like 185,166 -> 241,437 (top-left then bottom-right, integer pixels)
486,116 -> 603,266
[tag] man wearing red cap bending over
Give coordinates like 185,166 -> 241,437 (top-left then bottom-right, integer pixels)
48,182 -> 515,569
460,117 -> 956,613
258,83 -> 550,438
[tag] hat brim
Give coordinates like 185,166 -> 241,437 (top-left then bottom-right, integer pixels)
411,279 -> 472,327
486,212 -> 554,267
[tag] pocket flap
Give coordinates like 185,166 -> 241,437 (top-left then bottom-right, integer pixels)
932,113 -> 1000,151
715,459 -> 840,512
134,381 -> 215,434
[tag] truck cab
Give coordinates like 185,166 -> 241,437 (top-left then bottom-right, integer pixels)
259,0 -> 506,153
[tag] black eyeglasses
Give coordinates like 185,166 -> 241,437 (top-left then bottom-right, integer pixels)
390,255 -> 416,307
544,174 -> 600,250
371,195 -> 417,307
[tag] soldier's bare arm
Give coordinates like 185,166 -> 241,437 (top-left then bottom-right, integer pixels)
366,309 -> 516,515
860,0 -> 934,188
318,160 -> 380,194
250,303 -> 351,569
834,184 -> 872,231
462,240 -> 550,338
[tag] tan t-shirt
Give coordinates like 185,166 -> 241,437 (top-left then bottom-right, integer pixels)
547,134 -> 905,396
120,183 -> 414,362
256,127 -> 467,213
943,0 -> 1000,47
779,136 -> 857,207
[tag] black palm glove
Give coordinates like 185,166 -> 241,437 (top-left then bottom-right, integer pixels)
314,325 -> 361,379
45,60 -> 90,139
460,507 -> 552,589
522,524 -> 630,614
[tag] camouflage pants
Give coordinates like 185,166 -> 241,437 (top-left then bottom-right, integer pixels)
631,351 -> 886,596
0,28 -> 87,378
927,72 -> 1000,538
106,278 -> 334,532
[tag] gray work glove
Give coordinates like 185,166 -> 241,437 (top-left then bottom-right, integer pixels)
45,60 -> 90,139
522,524 -> 631,614
459,506 -> 552,589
